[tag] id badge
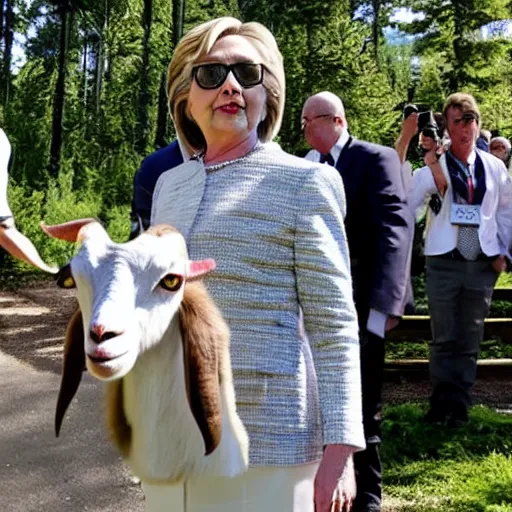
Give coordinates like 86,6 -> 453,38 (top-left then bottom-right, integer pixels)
450,203 -> 481,226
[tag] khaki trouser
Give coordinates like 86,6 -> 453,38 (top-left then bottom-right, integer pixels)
142,462 -> 319,512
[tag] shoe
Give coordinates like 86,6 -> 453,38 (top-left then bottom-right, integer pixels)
447,403 -> 469,428
424,406 -> 448,425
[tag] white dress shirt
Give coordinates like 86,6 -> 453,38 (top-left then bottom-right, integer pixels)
304,129 -> 349,164
305,130 -> 388,338
410,149 -> 512,258
0,128 -> 13,220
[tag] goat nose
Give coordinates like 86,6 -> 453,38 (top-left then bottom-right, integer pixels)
89,324 -> 124,343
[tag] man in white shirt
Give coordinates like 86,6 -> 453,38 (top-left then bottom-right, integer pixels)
302,92 -> 414,512
410,93 -> 512,427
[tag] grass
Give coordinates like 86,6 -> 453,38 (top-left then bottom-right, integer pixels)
382,403 -> 512,511
497,273 -> 512,289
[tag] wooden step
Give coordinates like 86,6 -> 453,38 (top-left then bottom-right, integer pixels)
388,316 -> 512,343
492,288 -> 512,302
384,358 -> 512,381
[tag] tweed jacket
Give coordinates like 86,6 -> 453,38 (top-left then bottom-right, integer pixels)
151,143 -> 365,466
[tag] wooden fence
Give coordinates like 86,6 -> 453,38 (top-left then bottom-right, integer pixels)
385,288 -> 512,381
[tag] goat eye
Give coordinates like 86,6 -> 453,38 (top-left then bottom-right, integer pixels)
56,265 -> 76,289
61,276 -> 76,289
159,274 -> 183,292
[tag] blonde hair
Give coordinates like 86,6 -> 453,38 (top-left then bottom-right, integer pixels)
443,93 -> 481,129
167,17 -> 285,155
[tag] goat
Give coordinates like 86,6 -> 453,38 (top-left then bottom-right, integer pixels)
41,218 -> 249,484
0,128 -> 56,273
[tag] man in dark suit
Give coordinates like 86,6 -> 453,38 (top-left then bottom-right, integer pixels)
302,92 -> 414,512
129,139 -> 184,239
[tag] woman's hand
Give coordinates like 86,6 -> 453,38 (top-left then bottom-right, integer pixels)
314,444 -> 356,512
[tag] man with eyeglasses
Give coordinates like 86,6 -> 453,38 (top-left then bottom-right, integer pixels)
302,91 -> 413,512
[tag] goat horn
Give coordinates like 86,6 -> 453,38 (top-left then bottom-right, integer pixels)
41,218 -> 103,243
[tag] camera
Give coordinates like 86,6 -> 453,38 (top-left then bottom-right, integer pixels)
403,104 -> 441,155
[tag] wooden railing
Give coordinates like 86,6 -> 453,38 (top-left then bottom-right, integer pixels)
385,288 -> 512,381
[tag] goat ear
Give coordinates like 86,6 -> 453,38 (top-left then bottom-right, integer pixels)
186,259 -> 216,280
179,283 -> 223,455
55,307 -> 85,437
41,218 -> 100,243
0,226 -> 58,273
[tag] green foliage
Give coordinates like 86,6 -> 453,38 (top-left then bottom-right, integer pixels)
3,0 -> 512,284
402,0 -> 512,131
103,204 -> 132,242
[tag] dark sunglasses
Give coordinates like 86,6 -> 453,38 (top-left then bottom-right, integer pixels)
192,63 -> 264,90
462,112 -> 478,123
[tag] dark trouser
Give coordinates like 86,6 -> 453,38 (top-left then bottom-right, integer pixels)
426,256 -> 497,412
353,329 -> 385,511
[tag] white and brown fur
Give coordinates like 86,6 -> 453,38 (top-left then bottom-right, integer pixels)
46,220 -> 248,484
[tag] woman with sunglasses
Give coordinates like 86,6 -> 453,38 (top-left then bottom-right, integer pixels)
135,17 -> 365,512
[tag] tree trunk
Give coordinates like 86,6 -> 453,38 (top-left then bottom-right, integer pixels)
154,72 -> 168,148
371,0 -> 380,67
451,1 -> 463,91
154,0 -> 185,148
136,0 -> 152,154
103,0 -> 112,82
48,6 -> 71,179
349,0 -> 358,19
82,37 -> 88,109
2,0 -> 13,106
0,0 -> 5,49
172,0 -> 185,46
95,23 -> 105,117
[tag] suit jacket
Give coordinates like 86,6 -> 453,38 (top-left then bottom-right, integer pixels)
410,149 -> 512,258
335,137 -> 414,322
149,143 -> 365,466
130,140 -> 184,235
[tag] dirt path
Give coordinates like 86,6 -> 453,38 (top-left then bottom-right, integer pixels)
0,285 -> 144,512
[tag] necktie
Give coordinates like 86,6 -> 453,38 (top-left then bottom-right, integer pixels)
320,153 -> 335,166
456,167 -> 481,260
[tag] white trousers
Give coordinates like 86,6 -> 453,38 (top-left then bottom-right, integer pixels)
142,462 -> 320,512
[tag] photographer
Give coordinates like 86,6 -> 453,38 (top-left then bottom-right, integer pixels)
409,93 -> 512,427
395,107 -> 447,278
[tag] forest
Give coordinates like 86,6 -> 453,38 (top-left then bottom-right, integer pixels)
1,0 -> 512,272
